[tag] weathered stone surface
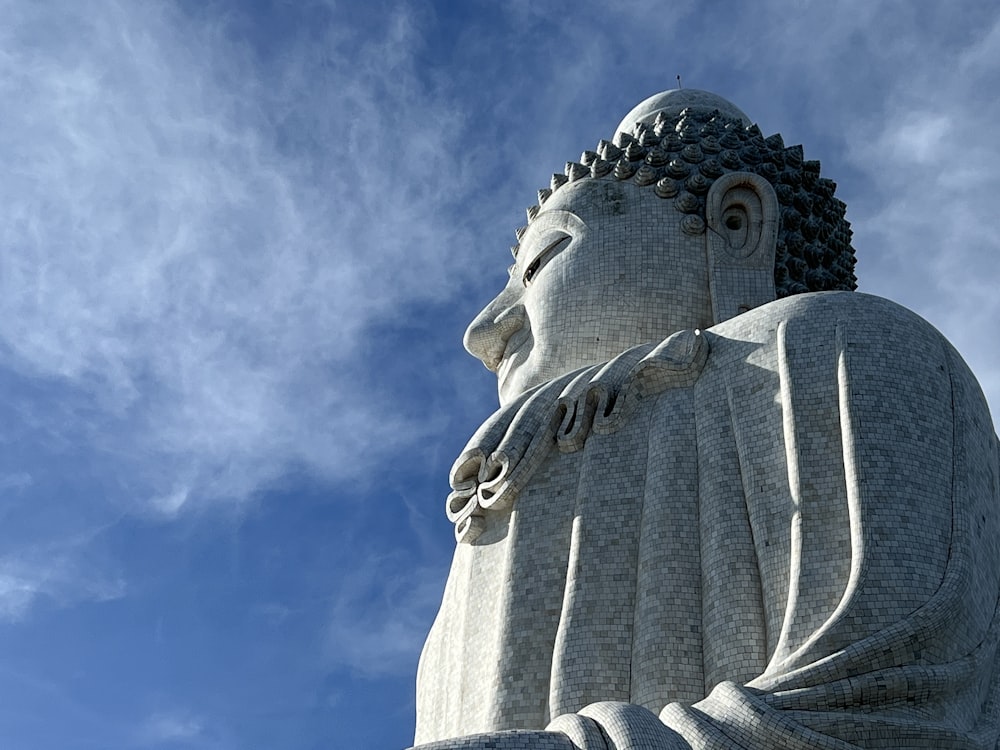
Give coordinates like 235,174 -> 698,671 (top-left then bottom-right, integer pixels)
411,89 -> 1000,749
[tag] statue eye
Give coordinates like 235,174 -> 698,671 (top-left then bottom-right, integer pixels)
523,234 -> 571,287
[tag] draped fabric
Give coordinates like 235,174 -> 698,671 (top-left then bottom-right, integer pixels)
414,293 -> 1000,749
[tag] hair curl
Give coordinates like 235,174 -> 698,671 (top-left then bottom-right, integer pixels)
514,107 -> 857,297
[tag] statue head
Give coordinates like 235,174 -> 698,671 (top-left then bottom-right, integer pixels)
466,89 -> 857,405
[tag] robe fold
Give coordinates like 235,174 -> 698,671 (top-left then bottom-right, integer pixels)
414,292 -> 1000,749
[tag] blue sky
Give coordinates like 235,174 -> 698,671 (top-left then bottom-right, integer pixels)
0,1 -> 998,748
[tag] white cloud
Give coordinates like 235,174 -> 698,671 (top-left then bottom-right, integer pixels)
137,710 -> 205,745
0,2 -> 481,509
0,472 -> 33,493
836,12 -> 1000,418
0,570 -> 39,622
891,114 -> 950,164
0,546 -> 125,622
325,554 -> 444,678
149,487 -> 190,518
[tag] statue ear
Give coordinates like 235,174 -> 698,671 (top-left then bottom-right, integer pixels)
704,172 -> 779,324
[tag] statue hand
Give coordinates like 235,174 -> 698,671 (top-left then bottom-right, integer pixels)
409,704 -> 688,750
548,702 -> 690,749
408,729 -> 576,749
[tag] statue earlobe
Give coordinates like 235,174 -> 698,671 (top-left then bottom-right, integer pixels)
705,172 -> 779,324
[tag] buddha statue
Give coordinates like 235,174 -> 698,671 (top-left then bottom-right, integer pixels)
411,89 -> 1000,749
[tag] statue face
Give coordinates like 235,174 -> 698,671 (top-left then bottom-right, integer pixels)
465,179 -> 714,405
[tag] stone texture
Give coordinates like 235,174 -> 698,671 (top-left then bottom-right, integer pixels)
410,90 -> 1000,749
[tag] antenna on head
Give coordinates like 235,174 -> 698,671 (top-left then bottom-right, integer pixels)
676,74 -> 683,90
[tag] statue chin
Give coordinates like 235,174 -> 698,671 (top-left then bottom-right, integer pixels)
412,88 -> 1000,750
498,357 -> 577,406
495,351 -> 533,406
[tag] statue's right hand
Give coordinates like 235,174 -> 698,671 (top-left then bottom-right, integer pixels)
549,702 -> 690,749
407,703 -> 689,749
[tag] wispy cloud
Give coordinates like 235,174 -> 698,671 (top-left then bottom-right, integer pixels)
837,10 -> 1000,416
0,2 -> 483,510
136,710 -> 205,745
0,472 -> 32,493
325,554 -> 444,678
0,544 -> 125,622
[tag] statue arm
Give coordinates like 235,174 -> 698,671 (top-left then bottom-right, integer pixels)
660,296 -> 1000,748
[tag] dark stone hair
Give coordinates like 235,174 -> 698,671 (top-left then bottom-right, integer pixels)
514,107 -> 857,296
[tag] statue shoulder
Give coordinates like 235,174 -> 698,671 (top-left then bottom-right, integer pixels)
702,290 -> 994,436
708,291 -> 946,345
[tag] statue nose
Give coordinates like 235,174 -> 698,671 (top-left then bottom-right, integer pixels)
464,302 -> 526,372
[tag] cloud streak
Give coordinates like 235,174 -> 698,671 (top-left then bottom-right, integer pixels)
0,2 -> 481,509
136,711 -> 205,745
325,553 -> 444,678
0,543 -> 125,622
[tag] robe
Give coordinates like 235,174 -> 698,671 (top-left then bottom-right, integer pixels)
413,292 -> 1000,749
